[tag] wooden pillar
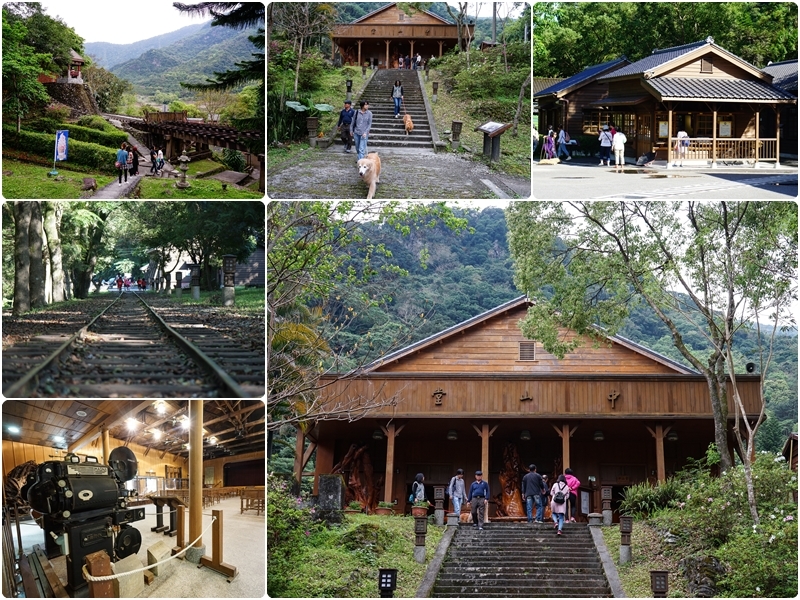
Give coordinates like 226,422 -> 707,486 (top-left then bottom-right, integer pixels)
409,40 -> 415,60
552,423 -> 578,471
646,424 -> 671,483
101,427 -> 110,464
189,400 -> 203,548
292,427 -> 305,496
667,107 -> 673,168
755,109 -> 760,165
472,423 -> 497,523
384,423 -> 395,503
357,40 -> 362,67
438,40 -> 444,57
385,40 -> 390,69
712,107 -> 717,168
776,106 -> 781,167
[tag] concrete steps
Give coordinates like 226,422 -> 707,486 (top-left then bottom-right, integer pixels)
432,523 -> 612,598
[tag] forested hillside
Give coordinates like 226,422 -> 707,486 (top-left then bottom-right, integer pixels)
324,206 -> 797,451
84,23 -> 207,69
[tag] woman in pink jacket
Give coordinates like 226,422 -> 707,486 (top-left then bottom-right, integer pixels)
550,475 -> 570,535
564,468 -> 581,522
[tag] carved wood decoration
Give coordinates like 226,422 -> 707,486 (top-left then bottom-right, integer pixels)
432,388 -> 446,405
331,443 -> 384,513
497,443 -> 525,518
608,389 -> 620,409
4,460 -> 38,509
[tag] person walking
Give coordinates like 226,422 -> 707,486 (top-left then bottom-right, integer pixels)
405,54 -> 410,70
156,147 -> 164,174
550,475 -> 570,535
399,55 -> 404,70
533,125 -> 539,158
130,145 -> 140,176
543,132 -> 556,160
116,143 -> 129,186
521,464 -> 545,523
448,469 -> 467,516
673,127 -> 689,167
598,125 -> 613,166
468,470 -> 490,530
416,53 -> 422,70
150,148 -> 158,175
564,468 -> 581,522
612,128 -> 628,172
411,473 -> 427,504
350,100 -> 373,160
391,80 -> 404,118
336,100 -> 355,153
116,275 -> 123,292
557,126 -> 572,161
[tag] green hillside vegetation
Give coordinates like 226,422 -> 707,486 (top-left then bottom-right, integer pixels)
318,207 -> 797,450
85,22 -> 207,69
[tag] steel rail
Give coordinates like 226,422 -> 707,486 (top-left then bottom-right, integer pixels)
3,294 -> 124,398
132,292 -> 247,398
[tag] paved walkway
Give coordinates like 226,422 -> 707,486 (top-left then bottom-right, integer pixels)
92,131 -> 175,199
267,145 -> 531,199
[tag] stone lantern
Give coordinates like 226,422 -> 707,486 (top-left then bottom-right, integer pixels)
176,150 -> 191,189
432,82 -> 439,102
189,264 -> 201,300
175,272 -> 183,299
346,79 -> 353,103
222,254 -> 236,307
451,121 -> 463,150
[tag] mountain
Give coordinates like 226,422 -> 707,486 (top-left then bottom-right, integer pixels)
110,22 -> 260,96
84,22 -> 209,69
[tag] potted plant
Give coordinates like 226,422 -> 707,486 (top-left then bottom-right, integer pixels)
375,501 -> 394,516
344,500 -> 362,514
284,100 -> 334,148
411,500 -> 429,517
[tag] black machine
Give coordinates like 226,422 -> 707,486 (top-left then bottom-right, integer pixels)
25,447 -> 146,593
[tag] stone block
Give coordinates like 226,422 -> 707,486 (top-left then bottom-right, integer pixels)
147,540 -> 174,577
413,545 -> 426,563
603,509 -> 613,527
111,553 -> 145,598
185,544 -> 206,564
588,512 -> 603,527
318,474 -> 346,511
620,544 -> 631,565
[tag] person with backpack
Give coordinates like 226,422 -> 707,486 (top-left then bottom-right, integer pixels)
598,125 -> 613,166
612,128 -> 628,172
409,473 -> 432,510
673,128 -> 690,167
557,125 -> 572,161
116,142 -> 129,186
564,468 -> 581,522
550,475 -> 570,535
521,464 -> 545,523
448,469 -> 467,516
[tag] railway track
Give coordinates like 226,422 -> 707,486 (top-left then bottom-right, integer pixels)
2,293 -> 264,398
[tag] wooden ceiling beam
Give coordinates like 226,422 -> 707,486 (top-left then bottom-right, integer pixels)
68,400 -> 152,452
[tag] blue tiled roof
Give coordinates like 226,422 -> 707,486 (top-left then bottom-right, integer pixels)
534,57 -> 628,98
763,59 -> 798,93
647,77 -> 796,101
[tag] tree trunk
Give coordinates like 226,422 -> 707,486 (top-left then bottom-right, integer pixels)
512,72 -> 531,136
13,202 -> 32,315
708,375 -> 733,471
293,36 -> 305,96
29,201 -> 46,309
42,202 -> 65,303
74,224 -> 105,299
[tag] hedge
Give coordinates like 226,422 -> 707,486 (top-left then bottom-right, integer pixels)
3,125 -> 118,173
23,122 -> 128,148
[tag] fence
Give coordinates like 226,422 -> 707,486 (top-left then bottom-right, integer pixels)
669,137 -> 778,165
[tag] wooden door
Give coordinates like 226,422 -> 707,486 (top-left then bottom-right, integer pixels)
637,114 -> 652,158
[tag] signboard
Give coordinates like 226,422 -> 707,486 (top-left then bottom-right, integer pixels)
719,121 -> 732,137
474,121 -> 512,137
581,490 -> 590,515
658,121 -> 669,138
54,130 -> 69,161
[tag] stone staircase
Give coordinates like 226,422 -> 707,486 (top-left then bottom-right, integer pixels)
432,523 -> 613,598
341,69 -> 433,149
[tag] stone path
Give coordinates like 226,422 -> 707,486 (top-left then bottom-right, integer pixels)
91,131 -> 175,199
267,146 -> 531,199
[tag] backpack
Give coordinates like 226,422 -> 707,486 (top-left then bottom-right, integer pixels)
564,131 -> 571,142
553,484 -> 567,504
409,481 -> 418,503
682,138 -> 690,147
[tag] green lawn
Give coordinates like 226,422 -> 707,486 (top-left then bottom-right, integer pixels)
134,176 -> 264,199
1,157 -> 117,198
185,158 -> 224,177
166,286 -> 264,315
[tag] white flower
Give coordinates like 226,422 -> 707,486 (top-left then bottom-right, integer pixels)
775,455 -> 786,462
757,587 -> 761,592
768,535 -> 776,544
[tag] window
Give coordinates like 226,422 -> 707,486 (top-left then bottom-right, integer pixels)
701,57 -> 713,73
696,114 -> 713,137
519,341 -> 536,361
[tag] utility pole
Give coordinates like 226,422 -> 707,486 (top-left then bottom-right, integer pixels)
492,2 -> 497,43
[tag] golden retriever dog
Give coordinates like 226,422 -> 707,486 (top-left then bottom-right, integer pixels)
403,113 -> 414,136
357,152 -> 381,199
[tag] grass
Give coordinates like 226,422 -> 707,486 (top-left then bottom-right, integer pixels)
165,286 -> 264,315
274,513 -> 445,598
185,158 -> 225,177
423,72 -> 531,178
133,176 -> 263,199
1,157 -> 116,199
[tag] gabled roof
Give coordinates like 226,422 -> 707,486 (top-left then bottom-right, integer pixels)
598,37 -> 768,83
362,295 -> 697,374
533,77 -> 566,95
351,2 -> 452,25
763,59 -> 798,93
534,57 -> 629,99
644,77 -> 797,102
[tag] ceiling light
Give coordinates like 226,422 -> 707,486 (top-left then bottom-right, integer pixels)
593,431 -> 605,442
209,436 -> 217,445
154,401 -> 166,415
8,426 -> 19,434
181,417 -> 190,430
446,430 -> 458,441
126,418 -> 139,430
152,429 -> 162,440
53,436 -> 65,443
520,430 -> 531,441
76,410 -> 87,417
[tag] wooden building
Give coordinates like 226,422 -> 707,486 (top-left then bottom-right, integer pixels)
310,296 -> 761,520
762,59 -> 798,156
332,2 -> 473,69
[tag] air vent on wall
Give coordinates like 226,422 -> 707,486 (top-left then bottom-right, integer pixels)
519,341 -> 536,361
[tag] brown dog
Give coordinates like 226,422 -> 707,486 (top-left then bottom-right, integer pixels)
403,113 -> 414,136
357,152 -> 381,199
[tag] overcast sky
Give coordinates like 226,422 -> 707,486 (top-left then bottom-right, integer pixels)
38,0 -> 211,44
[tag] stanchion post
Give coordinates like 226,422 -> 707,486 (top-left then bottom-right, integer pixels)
172,504 -> 186,558
199,510 -> 238,581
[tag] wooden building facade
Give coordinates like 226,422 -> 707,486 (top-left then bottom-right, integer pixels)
332,3 -> 472,69
310,297 -> 761,520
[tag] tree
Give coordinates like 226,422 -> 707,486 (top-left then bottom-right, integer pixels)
512,71 -> 531,136
28,201 -> 45,309
193,87 -> 232,122
12,202 -> 31,315
2,10 -> 51,132
82,64 -> 133,113
444,2 -> 468,53
505,202 -> 795,475
42,202 -> 65,303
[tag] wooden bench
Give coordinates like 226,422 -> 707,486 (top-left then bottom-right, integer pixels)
20,544 -> 68,598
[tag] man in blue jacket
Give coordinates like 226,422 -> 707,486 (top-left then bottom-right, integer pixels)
336,100 -> 355,153
468,470 -> 490,530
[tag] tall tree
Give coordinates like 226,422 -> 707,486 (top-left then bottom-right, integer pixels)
505,201 -> 796,474
28,201 -> 46,309
42,202 -> 64,303
12,202 -> 32,315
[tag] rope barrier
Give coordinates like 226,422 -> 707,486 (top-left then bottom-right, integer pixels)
81,516 -> 216,582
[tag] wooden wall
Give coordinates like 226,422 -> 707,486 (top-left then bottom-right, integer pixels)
2,437 -> 184,478
662,53 -> 754,81
203,450 -> 265,487
376,308 -> 679,374
335,24 -> 465,39
357,5 -> 447,25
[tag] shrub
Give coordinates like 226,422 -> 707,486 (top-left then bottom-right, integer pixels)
298,50 -> 328,92
3,125 -> 118,173
77,115 -> 116,132
57,124 -> 127,148
222,148 -> 246,172
45,105 -> 71,122
619,477 -> 683,518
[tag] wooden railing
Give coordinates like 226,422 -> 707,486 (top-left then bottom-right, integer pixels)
669,137 -> 778,164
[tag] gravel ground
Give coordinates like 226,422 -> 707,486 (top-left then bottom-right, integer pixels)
267,146 -> 531,199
